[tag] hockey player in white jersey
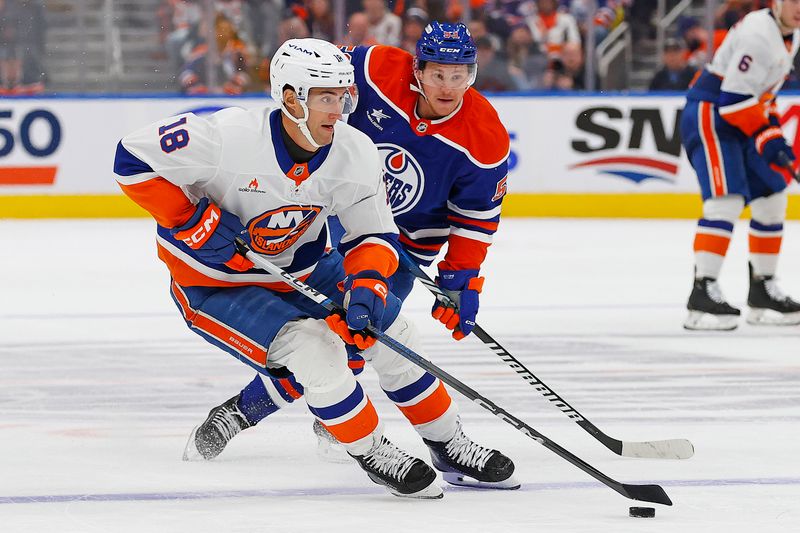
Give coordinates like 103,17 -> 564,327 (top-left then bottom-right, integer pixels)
681,0 -> 800,330
114,38 -> 516,498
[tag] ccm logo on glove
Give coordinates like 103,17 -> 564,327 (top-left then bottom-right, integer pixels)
175,204 -> 221,248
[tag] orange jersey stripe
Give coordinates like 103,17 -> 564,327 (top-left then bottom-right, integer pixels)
397,381 -> 452,426
440,234 -> 490,271
749,235 -> 782,254
699,102 -> 726,197
157,243 -> 306,291
447,215 -> 500,232
343,242 -> 398,278
279,378 -> 303,400
322,399 -> 380,444
693,233 -> 731,256
118,177 -> 196,228
719,101 -> 768,136
171,281 -> 268,367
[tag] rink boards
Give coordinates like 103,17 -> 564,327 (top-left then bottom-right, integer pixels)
1,93 -> 800,218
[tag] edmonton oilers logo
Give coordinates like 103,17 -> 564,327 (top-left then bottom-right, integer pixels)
378,143 -> 424,216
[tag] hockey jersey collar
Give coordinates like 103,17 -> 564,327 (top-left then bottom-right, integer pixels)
268,109 -> 332,185
362,46 -> 509,168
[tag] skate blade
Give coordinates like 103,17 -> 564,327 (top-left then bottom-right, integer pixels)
684,310 -> 738,331
316,439 -> 351,464
747,308 -> 800,326
389,483 -> 444,499
442,472 -> 521,490
182,425 -> 204,462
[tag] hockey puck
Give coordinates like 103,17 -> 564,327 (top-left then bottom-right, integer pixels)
629,506 -> 655,518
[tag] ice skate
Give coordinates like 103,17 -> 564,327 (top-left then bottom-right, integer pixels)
423,419 -> 519,490
350,435 -> 442,499
747,263 -> 800,325
183,395 -> 251,461
313,419 -> 350,464
684,277 -> 740,330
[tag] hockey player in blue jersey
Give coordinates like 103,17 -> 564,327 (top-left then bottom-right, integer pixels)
184,23 -> 517,490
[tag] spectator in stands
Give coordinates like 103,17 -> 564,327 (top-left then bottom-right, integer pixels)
445,0 -> 487,24
528,0 -> 580,58
342,12 -> 378,47
308,0 -> 336,41
473,35 -> 514,92
649,37 -> 697,91
164,0 -> 204,73
568,0 -> 629,45
363,0 -> 402,47
560,41 -> 586,89
505,24 -> 548,89
215,0 -> 247,32
179,14 -> 250,95
399,7 -> 428,54
714,0 -> 760,28
468,18 -> 503,52
541,41 -> 585,90
485,0 -> 537,40
678,16 -> 710,68
278,14 -> 311,43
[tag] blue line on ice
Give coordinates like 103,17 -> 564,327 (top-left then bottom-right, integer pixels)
2,477 -> 799,505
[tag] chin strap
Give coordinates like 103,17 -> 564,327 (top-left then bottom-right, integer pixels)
280,102 -> 323,149
411,70 -> 429,102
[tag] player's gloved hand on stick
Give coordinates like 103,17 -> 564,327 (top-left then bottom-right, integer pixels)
432,268 -> 484,340
755,125 -> 799,184
326,270 -> 389,350
171,197 -> 254,271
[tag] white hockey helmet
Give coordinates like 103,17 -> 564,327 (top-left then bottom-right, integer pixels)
270,39 -> 358,148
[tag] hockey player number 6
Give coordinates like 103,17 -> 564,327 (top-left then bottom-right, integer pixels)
158,117 -> 190,153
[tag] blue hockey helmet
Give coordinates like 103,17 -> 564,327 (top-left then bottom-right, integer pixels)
415,22 -> 477,66
414,22 -> 477,90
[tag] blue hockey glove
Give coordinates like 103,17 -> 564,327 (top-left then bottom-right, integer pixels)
326,270 -> 389,350
432,268 -> 484,340
171,197 -> 253,271
755,125 -> 798,185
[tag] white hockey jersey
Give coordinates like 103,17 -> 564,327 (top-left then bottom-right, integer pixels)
706,9 -> 800,135
113,106 -> 400,290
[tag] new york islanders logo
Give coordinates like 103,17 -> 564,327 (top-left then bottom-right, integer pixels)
378,144 -> 425,216
248,206 -> 322,255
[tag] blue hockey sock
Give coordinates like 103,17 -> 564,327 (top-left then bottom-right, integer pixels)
238,375 -> 283,425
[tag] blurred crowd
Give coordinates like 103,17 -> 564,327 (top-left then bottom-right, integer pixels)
0,0 -> 46,95
159,0 -> 636,94
3,0 -> 800,95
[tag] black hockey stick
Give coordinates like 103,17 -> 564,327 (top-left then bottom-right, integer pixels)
398,251 -> 694,460
235,238 -> 672,506
778,152 -> 800,183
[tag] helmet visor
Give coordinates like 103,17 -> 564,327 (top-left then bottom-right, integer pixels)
305,85 -> 359,115
416,63 -> 477,89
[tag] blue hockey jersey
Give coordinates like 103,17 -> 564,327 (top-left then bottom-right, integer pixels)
342,45 -> 510,270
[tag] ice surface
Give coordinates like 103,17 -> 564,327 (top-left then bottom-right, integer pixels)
1,218 -> 799,532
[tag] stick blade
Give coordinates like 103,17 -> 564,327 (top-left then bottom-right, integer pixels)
621,439 -> 695,460
621,483 -> 673,506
